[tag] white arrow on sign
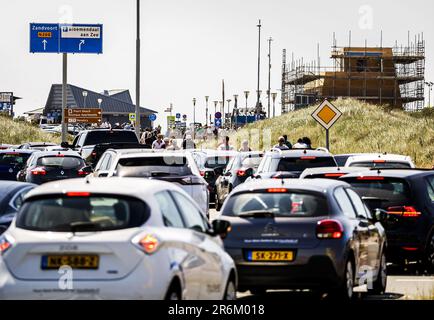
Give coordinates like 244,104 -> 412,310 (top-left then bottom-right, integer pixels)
42,39 -> 47,50
79,40 -> 85,51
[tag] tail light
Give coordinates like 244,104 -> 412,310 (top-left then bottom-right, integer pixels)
356,176 -> 384,181
55,154 -> 65,157
200,170 -> 205,177
324,173 -> 345,178
300,156 -> 316,160
0,237 -> 12,255
236,169 -> 246,177
316,220 -> 343,239
387,206 -> 421,218
78,170 -> 88,176
66,192 -> 91,197
136,234 -> 159,254
91,152 -> 97,157
373,160 -> 386,163
31,167 -> 46,175
267,188 -> 288,193
402,247 -> 419,251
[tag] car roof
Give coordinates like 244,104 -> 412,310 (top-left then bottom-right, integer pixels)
194,149 -> 239,156
232,178 -> 349,194
25,178 -> 180,200
265,149 -> 333,158
341,168 -> 433,179
32,150 -> 82,157
346,153 -> 412,163
0,149 -> 35,154
27,142 -> 57,146
300,166 -> 366,176
118,151 -> 192,158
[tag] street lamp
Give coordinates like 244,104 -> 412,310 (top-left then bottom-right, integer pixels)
192,98 -> 196,140
256,90 -> 262,117
213,101 -> 218,118
244,90 -> 250,125
82,91 -> 88,108
205,96 -> 209,127
233,95 -> 238,129
271,92 -> 277,118
226,99 -> 231,128
425,82 -> 434,107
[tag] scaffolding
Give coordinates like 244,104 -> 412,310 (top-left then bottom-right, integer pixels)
282,33 -> 425,112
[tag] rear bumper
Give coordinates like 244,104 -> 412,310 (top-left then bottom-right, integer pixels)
226,246 -> 346,290
0,257 -> 169,300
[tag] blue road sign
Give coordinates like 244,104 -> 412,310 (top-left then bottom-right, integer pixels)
59,24 -> 103,54
30,23 -> 60,53
215,112 -> 222,119
30,23 -> 103,54
215,118 -> 222,128
176,113 -> 181,119
149,114 -> 157,121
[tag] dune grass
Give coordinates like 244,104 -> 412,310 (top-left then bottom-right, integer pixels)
0,115 -> 62,145
200,98 -> 434,168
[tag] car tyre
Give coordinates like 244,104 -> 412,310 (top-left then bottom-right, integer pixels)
371,251 -> 387,294
424,233 -> 434,274
330,259 -> 355,301
165,282 -> 182,300
223,278 -> 237,300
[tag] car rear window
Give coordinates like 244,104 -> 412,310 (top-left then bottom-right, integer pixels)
349,161 -> 411,169
17,196 -> 150,232
334,156 -> 350,167
0,153 -> 31,165
116,156 -> 193,176
222,191 -> 328,217
241,154 -> 263,168
205,156 -> 234,169
84,131 -> 138,146
37,156 -> 85,169
342,177 -> 412,207
277,157 -> 337,172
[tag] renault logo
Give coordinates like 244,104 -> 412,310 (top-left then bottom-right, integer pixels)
61,170 -> 64,175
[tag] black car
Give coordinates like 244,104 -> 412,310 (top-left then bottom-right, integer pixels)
18,151 -> 89,185
191,150 -> 238,205
340,169 -> 434,271
215,151 -> 263,210
0,181 -> 35,234
0,150 -> 34,181
219,179 -> 387,299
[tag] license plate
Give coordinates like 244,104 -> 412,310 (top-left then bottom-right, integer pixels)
41,255 -> 99,270
247,251 -> 294,262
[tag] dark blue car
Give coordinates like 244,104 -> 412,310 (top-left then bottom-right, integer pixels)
0,150 -> 34,181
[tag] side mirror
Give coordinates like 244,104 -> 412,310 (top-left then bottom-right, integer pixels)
81,166 -> 93,174
210,219 -> 232,238
60,142 -> 70,149
374,208 -> 388,223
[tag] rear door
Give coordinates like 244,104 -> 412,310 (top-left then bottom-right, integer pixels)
37,155 -> 85,181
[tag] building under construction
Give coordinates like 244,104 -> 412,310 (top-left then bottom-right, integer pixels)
281,33 -> 425,112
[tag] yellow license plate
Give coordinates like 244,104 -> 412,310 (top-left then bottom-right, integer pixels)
42,255 -> 99,270
249,251 -> 294,261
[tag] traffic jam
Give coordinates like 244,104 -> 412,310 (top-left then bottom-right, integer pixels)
1,129 -> 433,300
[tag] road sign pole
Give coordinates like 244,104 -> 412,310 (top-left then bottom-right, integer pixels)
135,0 -> 141,139
326,128 -> 330,151
61,53 -> 67,142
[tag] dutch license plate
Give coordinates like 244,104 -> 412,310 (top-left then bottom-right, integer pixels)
248,251 -> 294,262
41,255 -> 99,270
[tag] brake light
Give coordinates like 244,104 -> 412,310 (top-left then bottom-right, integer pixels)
31,167 -> 46,175
402,247 -> 419,251
78,170 -> 88,176
267,188 -> 288,193
373,160 -> 386,163
55,154 -> 65,157
356,176 -> 384,181
316,220 -> 343,239
200,170 -> 205,177
0,237 -> 12,255
137,234 -> 159,254
300,156 -> 316,160
387,206 -> 421,218
237,169 -> 246,177
91,152 -> 97,157
5,152 -> 19,155
324,173 -> 345,178
66,192 -> 91,197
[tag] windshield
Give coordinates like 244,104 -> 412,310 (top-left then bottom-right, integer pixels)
17,196 -> 150,232
0,153 -> 31,166
84,131 -> 138,146
222,191 -> 329,217
349,161 -> 411,169
116,156 -> 193,176
277,157 -> 337,172
37,156 -> 85,169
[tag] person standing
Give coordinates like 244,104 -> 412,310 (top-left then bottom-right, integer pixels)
182,134 -> 196,150
239,139 -> 251,152
274,136 -> 290,150
283,135 -> 292,149
152,134 -> 166,149
218,136 -> 234,151
293,138 -> 308,149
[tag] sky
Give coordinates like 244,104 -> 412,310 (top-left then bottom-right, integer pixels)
1,0 -> 433,130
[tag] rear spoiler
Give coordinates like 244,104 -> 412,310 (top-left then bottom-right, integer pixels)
369,168 -> 433,172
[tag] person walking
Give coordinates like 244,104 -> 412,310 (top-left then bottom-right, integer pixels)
218,136 -> 234,151
182,134 -> 196,150
239,139 -> 251,152
274,136 -> 290,150
152,134 -> 166,149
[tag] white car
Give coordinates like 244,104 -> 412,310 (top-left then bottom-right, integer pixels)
0,178 -> 237,300
344,153 -> 415,169
92,150 -> 209,216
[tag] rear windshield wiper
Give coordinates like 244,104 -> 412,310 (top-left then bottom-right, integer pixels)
52,221 -> 100,233
237,210 -> 275,218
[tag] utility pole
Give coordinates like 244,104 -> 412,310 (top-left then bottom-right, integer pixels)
272,92 -> 277,118
426,82 -> 434,107
256,19 -> 262,117
135,0 -> 141,138
192,98 -> 196,140
205,96 -> 209,127
226,99 -> 231,129
267,37 -> 273,118
61,53 -> 67,142
244,90 -> 249,126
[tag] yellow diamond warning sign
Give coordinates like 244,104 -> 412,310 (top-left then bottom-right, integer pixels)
311,99 -> 342,130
